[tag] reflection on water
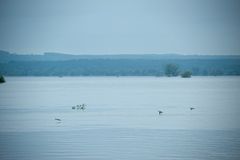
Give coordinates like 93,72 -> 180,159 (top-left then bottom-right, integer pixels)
0,77 -> 240,159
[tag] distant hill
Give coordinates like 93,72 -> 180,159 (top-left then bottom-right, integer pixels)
0,50 -> 240,76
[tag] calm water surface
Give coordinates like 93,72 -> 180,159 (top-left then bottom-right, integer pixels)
0,77 -> 240,159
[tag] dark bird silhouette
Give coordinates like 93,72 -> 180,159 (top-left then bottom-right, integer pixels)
54,118 -> 61,121
190,107 -> 195,110
72,106 -> 76,110
76,104 -> 86,110
158,111 -> 163,115
80,104 -> 86,110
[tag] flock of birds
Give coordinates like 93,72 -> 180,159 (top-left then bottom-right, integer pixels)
54,104 -> 86,122
158,107 -> 195,115
55,105 -> 196,122
72,104 -> 86,110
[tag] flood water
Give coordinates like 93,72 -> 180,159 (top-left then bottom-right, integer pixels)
0,77 -> 240,159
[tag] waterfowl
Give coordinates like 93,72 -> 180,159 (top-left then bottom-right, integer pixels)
54,118 -> 61,121
76,105 -> 81,109
158,111 -> 163,115
190,107 -> 195,110
80,104 -> 86,110
75,104 -> 86,110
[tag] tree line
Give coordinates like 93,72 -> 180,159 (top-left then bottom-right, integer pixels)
0,58 -> 240,76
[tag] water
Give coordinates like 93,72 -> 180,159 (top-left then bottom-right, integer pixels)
0,77 -> 240,159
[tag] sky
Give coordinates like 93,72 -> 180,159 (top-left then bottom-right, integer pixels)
0,0 -> 239,55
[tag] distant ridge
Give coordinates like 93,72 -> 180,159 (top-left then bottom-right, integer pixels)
0,50 -> 240,76
1,50 -> 240,63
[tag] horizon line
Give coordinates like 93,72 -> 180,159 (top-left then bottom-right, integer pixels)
0,49 -> 240,56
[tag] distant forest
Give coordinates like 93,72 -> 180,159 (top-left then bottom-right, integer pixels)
1,50 -> 240,76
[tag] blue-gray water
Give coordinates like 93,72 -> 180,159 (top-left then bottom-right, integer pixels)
0,77 -> 240,159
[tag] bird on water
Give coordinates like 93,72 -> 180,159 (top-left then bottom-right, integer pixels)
190,107 -> 195,110
54,118 -> 61,121
158,111 -> 163,115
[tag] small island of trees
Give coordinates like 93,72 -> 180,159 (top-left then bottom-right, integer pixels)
164,64 -> 192,78
181,71 -> 192,78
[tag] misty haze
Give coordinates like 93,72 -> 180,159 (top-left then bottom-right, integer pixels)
0,0 -> 240,160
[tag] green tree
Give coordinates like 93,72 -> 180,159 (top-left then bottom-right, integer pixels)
165,64 -> 179,77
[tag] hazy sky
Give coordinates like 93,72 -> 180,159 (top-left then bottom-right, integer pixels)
0,0 -> 239,55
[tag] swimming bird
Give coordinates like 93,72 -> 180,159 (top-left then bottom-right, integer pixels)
54,118 -> 61,121
72,106 -> 76,110
75,104 -> 86,110
158,111 -> 163,115
190,107 -> 195,110
80,104 -> 86,110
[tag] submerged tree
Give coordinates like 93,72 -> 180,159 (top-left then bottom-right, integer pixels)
0,75 -> 5,83
164,64 -> 179,77
181,71 -> 192,78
